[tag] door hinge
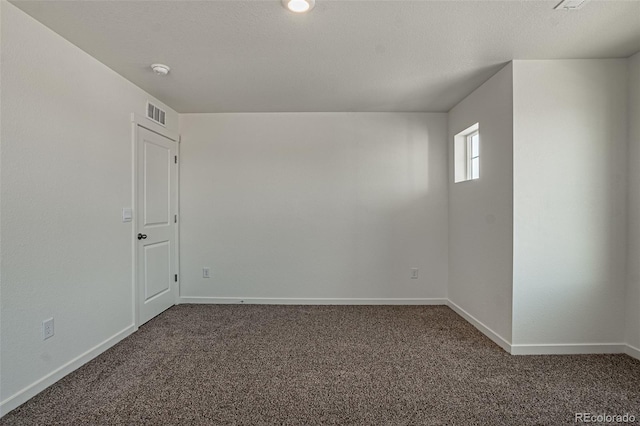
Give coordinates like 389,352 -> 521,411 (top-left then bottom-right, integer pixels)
174,155 -> 178,164
174,214 -> 177,223
174,274 -> 178,282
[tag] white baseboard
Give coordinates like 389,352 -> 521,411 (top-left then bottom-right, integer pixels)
2,303 -> 637,419
510,343 -> 626,356
625,344 -> 640,361
178,297 -> 448,305
445,300 -> 635,357
0,324 -> 136,417
446,299 -> 512,353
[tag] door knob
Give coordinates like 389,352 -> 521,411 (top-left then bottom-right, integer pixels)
137,233 -> 147,240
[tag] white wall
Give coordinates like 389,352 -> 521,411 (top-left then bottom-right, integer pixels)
512,60 -> 628,347
447,64 -> 514,347
178,113 -> 448,302
0,2 -> 178,414
626,52 -> 640,354
1,3 -> 636,417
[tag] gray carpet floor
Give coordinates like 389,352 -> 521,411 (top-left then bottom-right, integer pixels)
1,305 -> 639,425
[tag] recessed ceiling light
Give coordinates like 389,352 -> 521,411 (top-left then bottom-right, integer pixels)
150,64 -> 170,76
282,0 -> 315,13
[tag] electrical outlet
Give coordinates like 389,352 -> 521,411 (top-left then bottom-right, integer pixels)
42,318 -> 54,340
203,267 -> 210,278
411,268 -> 419,279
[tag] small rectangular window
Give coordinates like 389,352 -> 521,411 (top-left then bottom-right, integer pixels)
454,123 -> 480,183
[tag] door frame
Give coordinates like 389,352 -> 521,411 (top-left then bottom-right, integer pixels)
131,113 -> 180,328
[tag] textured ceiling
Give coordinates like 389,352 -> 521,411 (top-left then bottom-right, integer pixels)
10,0 -> 640,113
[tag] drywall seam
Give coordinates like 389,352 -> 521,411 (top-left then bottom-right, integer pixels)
0,324 -> 136,417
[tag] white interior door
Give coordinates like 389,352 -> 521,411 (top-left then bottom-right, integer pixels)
137,125 -> 177,326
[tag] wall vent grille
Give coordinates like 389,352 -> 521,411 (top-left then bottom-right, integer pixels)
146,102 -> 166,126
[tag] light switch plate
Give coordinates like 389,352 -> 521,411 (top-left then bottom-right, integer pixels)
122,208 -> 133,223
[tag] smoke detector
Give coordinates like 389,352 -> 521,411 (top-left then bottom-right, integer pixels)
150,64 -> 170,76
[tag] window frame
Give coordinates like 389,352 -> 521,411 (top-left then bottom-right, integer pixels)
466,130 -> 480,180
453,122 -> 480,184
